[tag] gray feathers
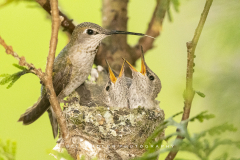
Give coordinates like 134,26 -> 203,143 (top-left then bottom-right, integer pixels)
76,53 -> 161,109
76,62 -> 129,108
126,52 -> 161,109
18,22 -> 113,139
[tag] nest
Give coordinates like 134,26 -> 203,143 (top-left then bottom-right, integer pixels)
55,92 -> 165,160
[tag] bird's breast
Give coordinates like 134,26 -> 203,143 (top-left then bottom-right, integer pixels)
69,49 -> 96,71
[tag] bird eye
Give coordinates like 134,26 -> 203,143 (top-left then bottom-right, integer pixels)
106,86 -> 110,91
149,75 -> 155,81
87,29 -> 94,35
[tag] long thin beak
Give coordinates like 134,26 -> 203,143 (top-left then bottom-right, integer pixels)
105,60 -> 117,83
118,60 -> 126,78
108,30 -> 145,36
122,58 -> 138,72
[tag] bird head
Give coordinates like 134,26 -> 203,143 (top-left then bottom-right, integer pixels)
124,49 -> 161,99
70,22 -> 148,50
101,60 -> 128,107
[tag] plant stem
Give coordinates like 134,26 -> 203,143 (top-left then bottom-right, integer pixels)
165,0 -> 213,159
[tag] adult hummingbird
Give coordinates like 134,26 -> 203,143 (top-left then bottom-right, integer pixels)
18,22 -> 146,138
124,49 -> 162,109
76,60 -> 129,108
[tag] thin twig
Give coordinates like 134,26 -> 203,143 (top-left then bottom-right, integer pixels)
45,0 -> 76,159
0,36 -> 44,79
165,0 -> 213,159
132,0 -> 169,62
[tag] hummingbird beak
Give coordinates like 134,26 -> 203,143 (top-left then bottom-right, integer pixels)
122,46 -> 147,75
140,47 -> 146,75
106,30 -> 155,39
118,60 -> 126,78
122,58 -> 138,73
105,60 -> 117,83
109,30 -> 145,36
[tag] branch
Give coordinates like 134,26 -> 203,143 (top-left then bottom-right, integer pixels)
0,0 -> 76,158
45,0 -> 76,159
165,0 -> 213,159
0,37 -> 44,79
35,0 -> 75,34
132,0 -> 169,62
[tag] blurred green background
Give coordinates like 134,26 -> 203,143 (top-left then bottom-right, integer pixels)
0,0 -> 240,159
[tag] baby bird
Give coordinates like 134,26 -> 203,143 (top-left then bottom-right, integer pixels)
124,50 -> 161,109
76,60 -> 129,108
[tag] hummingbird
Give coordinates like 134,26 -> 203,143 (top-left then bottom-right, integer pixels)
76,60 -> 129,108
124,48 -> 162,109
18,22 -> 146,138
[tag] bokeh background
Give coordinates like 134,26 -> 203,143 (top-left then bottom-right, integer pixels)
0,0 -> 240,159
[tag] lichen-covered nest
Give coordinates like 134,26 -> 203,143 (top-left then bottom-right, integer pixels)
56,93 -> 165,160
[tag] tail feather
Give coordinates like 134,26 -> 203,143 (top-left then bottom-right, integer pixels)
18,95 -> 50,125
47,107 -> 58,138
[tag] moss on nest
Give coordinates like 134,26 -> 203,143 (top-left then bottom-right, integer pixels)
58,92 -> 165,160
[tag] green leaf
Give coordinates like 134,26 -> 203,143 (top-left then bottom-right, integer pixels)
0,138 -> 16,160
172,111 -> 183,118
7,75 -> 20,89
0,75 -> 14,85
0,71 -> 28,88
189,111 -> 215,123
133,150 -> 160,160
208,123 -> 237,136
144,111 -> 183,146
12,63 -> 27,71
195,91 -> 206,98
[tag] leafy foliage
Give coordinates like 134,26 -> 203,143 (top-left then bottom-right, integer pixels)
0,64 -> 30,89
189,111 -> 215,122
0,139 -> 16,160
135,111 -> 240,160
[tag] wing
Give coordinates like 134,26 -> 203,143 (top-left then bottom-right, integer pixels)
52,56 -> 73,96
18,53 -> 73,139
47,56 -> 73,138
